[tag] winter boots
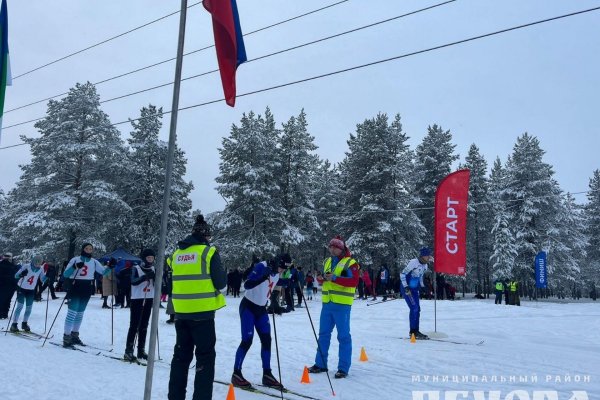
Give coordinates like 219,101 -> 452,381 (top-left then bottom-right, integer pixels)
334,370 -> 348,379
308,365 -> 328,373
21,321 -> 30,332
231,370 -> 252,388
410,330 -> 429,340
70,331 -> 84,346
262,370 -> 283,389
137,349 -> 148,360
166,315 -> 175,324
9,322 -> 19,333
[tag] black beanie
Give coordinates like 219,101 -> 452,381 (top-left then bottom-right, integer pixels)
141,249 -> 156,259
192,214 -> 211,237
81,242 -> 93,251
277,253 -> 292,269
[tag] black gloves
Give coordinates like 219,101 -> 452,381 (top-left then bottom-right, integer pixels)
263,266 -> 272,278
145,270 -> 156,280
75,261 -> 85,269
19,270 -> 28,278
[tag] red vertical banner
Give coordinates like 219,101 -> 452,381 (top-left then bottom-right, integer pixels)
434,169 -> 470,275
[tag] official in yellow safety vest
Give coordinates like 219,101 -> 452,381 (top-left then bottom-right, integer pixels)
494,279 -> 504,305
168,215 -> 227,400
508,279 -> 520,306
308,235 -> 359,379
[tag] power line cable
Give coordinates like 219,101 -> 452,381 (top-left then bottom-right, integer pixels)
1,5 -> 598,151
5,0 -> 351,114
315,190 -> 596,215
0,0 -> 456,130
11,2 -> 203,80
99,0 -> 457,104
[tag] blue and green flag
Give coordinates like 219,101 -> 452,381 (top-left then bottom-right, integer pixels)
0,0 -> 12,143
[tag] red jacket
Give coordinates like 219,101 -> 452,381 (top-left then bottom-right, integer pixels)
361,270 -> 372,286
329,250 -> 360,289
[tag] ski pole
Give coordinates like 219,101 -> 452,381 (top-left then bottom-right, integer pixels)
42,266 -> 82,347
5,276 -> 25,335
111,269 -> 114,346
44,277 -> 50,333
270,310 -> 284,400
298,281 -> 335,396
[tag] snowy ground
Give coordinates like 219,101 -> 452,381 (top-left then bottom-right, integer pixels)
1,292 -> 598,400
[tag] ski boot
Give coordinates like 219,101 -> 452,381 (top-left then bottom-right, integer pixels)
262,370 -> 283,389
63,334 -> 73,347
124,349 -> 137,362
9,322 -> 19,333
70,331 -> 84,345
21,321 -> 31,332
137,349 -> 148,360
231,370 -> 252,388
308,365 -> 328,374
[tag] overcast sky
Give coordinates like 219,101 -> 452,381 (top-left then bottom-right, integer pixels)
1,0 -> 599,213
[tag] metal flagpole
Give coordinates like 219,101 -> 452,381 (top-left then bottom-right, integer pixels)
143,0 -> 188,398
433,263 -> 437,333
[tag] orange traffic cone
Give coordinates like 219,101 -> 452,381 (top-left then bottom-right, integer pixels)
301,366 -> 311,384
359,346 -> 368,362
410,333 -> 416,343
226,383 -> 236,400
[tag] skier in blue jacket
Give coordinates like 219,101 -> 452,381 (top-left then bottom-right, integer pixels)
231,256 -> 286,390
401,247 -> 432,340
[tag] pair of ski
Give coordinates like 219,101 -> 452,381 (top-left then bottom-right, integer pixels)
215,379 -> 322,400
401,337 -> 485,346
2,329 -> 54,341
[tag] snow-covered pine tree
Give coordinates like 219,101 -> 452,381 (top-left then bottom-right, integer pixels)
338,113 -> 424,268
214,108 -> 285,266
488,157 -> 517,280
503,133 -> 562,288
276,110 -> 320,259
462,144 -> 492,295
545,193 -> 587,294
413,124 -> 459,240
1,82 -> 129,259
0,189 -> 6,249
583,170 -> 600,295
109,105 -> 193,254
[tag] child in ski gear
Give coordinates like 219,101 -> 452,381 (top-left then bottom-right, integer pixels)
231,257 -> 284,390
401,247 -> 432,340
62,243 -> 114,347
309,236 -> 359,379
124,249 -> 156,361
305,272 -> 314,301
10,255 -> 47,332
168,215 -> 227,400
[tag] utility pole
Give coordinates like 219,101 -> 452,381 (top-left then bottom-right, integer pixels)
143,0 -> 188,399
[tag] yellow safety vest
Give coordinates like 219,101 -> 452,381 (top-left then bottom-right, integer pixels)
322,257 -> 357,306
509,281 -> 518,292
171,244 -> 225,313
495,282 -> 504,291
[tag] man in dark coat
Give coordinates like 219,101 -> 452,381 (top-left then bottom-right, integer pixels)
0,252 -> 19,319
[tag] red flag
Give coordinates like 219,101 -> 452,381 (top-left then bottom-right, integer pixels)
434,169 -> 470,275
203,0 -> 247,107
